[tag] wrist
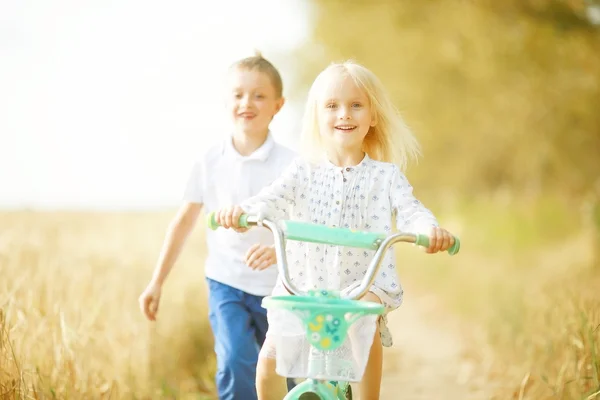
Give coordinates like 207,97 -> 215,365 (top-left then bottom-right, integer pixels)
150,275 -> 165,288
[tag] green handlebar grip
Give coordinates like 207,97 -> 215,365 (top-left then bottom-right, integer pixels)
415,234 -> 461,255
281,220 -> 386,250
206,212 -> 249,231
207,212 -> 460,255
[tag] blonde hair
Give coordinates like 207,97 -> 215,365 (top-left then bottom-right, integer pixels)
229,50 -> 284,98
300,60 -> 421,171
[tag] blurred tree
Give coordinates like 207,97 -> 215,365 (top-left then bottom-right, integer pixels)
289,0 -> 600,264
292,0 -> 599,194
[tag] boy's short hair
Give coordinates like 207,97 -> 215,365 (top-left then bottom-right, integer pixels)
230,50 -> 284,98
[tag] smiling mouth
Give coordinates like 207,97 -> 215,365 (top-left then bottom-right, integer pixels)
335,125 -> 357,132
238,112 -> 256,119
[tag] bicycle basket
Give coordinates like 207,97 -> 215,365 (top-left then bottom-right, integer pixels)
263,295 -> 384,382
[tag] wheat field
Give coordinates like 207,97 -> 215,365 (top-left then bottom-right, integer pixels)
0,211 -> 216,399
1,204 -> 599,399
396,199 -> 600,399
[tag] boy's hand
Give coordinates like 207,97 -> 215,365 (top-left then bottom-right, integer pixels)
245,244 -> 277,270
425,226 -> 455,254
138,282 -> 162,321
214,205 -> 248,232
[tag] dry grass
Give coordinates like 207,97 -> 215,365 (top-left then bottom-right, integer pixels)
1,205 -> 599,399
0,211 -> 216,399
398,198 -> 600,399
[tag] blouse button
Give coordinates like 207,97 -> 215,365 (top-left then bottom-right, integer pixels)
346,167 -> 351,172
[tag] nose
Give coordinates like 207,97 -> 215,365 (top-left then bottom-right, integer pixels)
338,105 -> 351,119
240,94 -> 251,107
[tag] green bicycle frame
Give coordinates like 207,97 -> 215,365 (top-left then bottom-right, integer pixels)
206,212 -> 460,399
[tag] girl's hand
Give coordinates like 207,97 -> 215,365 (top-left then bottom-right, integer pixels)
245,244 -> 277,270
426,226 -> 455,254
213,205 -> 248,232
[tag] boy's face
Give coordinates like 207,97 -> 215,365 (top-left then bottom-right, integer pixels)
226,68 -> 284,138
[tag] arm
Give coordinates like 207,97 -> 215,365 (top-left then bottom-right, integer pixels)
139,158 -> 205,321
389,166 -> 438,234
213,158 -> 302,230
152,157 -> 206,284
239,158 -> 302,221
150,202 -> 202,286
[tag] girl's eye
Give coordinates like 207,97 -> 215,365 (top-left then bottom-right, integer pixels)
234,93 -> 243,99
352,103 -> 362,108
326,103 -> 337,109
255,94 -> 265,99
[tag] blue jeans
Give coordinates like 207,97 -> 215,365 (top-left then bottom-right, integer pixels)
206,278 -> 295,400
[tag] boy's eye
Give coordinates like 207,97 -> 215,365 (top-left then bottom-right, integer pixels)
326,103 -> 337,109
352,103 -> 362,108
255,94 -> 265,99
234,93 -> 243,99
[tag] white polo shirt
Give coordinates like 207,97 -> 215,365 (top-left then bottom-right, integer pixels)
183,133 -> 296,296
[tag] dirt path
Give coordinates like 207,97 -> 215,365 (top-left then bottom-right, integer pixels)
377,291 -> 492,400
373,233 -> 595,400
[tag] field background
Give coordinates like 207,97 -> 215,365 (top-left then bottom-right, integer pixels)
2,0 -> 600,399
1,200 -> 598,399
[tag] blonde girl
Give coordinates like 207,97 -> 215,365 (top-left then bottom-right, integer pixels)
214,61 -> 456,400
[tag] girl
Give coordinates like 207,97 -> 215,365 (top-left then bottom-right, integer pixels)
213,61 -> 456,400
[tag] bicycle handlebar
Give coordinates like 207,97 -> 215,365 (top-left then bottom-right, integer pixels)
206,212 -> 460,300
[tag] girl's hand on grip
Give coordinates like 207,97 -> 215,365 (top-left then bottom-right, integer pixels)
426,226 -> 455,254
214,205 -> 248,232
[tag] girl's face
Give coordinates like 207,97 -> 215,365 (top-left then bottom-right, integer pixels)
226,68 -> 284,138
316,72 -> 376,155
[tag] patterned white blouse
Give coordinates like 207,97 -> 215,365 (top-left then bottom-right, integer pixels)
241,153 -> 439,348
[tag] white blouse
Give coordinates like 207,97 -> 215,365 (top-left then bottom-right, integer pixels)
241,153 -> 439,347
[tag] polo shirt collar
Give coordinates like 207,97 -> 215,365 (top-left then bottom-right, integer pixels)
223,132 -> 275,161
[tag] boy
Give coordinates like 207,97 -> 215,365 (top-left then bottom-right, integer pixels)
138,52 -> 296,400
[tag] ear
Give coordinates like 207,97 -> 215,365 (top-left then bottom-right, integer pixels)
274,96 -> 285,115
370,111 -> 378,127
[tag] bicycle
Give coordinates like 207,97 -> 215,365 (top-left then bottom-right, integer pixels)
207,213 -> 460,400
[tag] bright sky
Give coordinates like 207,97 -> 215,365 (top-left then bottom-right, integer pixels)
0,0 -> 309,210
